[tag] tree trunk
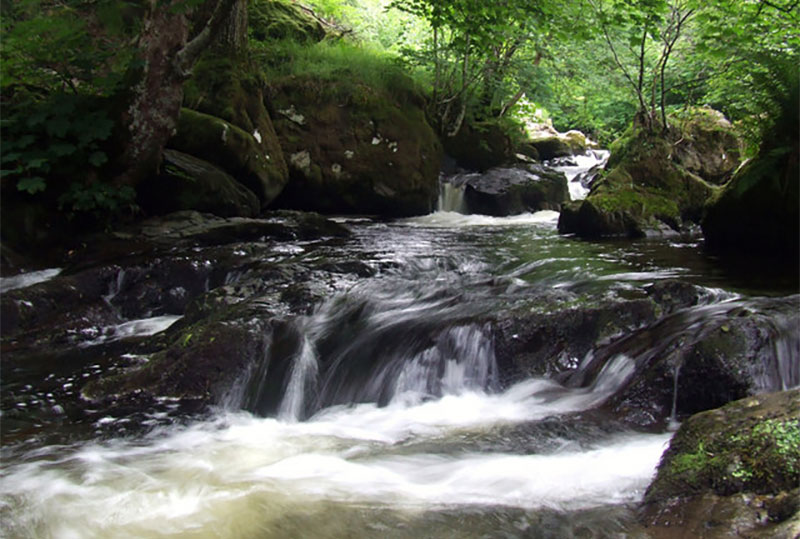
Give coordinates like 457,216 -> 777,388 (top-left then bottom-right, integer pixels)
115,0 -> 240,188
115,0 -> 189,187
218,0 -> 248,51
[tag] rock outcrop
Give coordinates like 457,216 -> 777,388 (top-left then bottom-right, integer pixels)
641,389 -> 800,538
558,110 -> 739,238
445,163 -> 569,216
270,76 -> 442,216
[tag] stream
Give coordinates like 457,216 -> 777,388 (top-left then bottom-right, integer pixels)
1,154 -> 798,538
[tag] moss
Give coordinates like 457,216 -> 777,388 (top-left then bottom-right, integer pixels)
249,0 -> 326,44
647,389 -> 800,502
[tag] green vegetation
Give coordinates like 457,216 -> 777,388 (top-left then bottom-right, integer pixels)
1,0 -> 797,239
648,390 -> 800,501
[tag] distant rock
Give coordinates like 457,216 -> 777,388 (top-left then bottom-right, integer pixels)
447,163 -> 569,216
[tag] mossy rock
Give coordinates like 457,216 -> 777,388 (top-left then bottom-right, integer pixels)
702,143 -> 799,259
181,52 -> 289,204
269,75 -> 442,216
647,389 -> 800,498
559,127 -> 715,238
138,150 -> 260,218
443,120 -> 515,171
640,390 -> 800,537
169,108 -> 287,205
249,0 -> 326,44
670,107 -> 742,184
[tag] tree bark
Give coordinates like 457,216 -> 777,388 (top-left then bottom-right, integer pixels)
115,0 -> 239,188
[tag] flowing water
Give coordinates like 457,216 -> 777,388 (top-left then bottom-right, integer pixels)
1,201 -> 798,538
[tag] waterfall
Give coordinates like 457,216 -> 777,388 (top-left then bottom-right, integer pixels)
278,335 -> 320,421
437,181 -> 466,213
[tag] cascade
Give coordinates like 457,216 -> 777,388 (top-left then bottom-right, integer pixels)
437,180 -> 467,213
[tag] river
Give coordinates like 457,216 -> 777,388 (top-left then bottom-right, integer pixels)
1,159 -> 797,538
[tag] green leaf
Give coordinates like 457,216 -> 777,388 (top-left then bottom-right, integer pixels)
46,116 -> 71,138
24,157 -> 49,171
17,176 -> 46,194
51,142 -> 77,157
88,151 -> 108,167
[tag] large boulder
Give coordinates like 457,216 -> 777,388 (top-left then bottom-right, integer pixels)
702,139 -> 799,259
559,121 -> 718,238
270,76 -> 442,216
442,120 -> 515,171
640,389 -> 800,538
138,149 -> 260,217
670,107 -> 741,184
449,163 -> 569,216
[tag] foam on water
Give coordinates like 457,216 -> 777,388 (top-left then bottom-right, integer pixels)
0,268 -> 62,292
0,355 -> 667,538
79,315 -> 182,347
404,210 -> 560,228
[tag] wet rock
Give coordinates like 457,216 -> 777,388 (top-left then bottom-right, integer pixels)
640,389 -> 800,538
138,149 -> 261,218
492,293 -> 658,384
82,309 -> 277,405
454,164 -> 569,216
571,295 -> 800,428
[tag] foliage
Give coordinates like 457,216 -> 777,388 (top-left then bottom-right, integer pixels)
1,94 -> 112,187
0,0 -> 142,222
257,39 -> 423,105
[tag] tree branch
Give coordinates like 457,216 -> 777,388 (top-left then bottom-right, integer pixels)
173,0 -> 239,79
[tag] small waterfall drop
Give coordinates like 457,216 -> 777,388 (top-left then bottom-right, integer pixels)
437,180 -> 466,213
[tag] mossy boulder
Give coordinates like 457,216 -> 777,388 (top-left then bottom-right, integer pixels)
443,120 -> 515,171
524,125 -> 588,161
169,108 -> 287,205
269,76 -> 442,216
249,0 -> 326,43
180,52 -> 289,206
670,107 -> 742,184
641,389 -> 800,538
559,126 -> 715,238
138,149 -> 260,217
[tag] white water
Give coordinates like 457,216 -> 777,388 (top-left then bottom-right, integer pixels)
0,353 -> 670,538
552,150 -> 610,201
405,210 -> 560,228
0,268 -> 61,293
79,315 -> 182,347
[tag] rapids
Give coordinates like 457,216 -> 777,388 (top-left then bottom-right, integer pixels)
1,201 -> 797,538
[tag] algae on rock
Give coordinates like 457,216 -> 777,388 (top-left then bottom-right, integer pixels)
558,117 -> 728,238
641,389 -> 800,538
